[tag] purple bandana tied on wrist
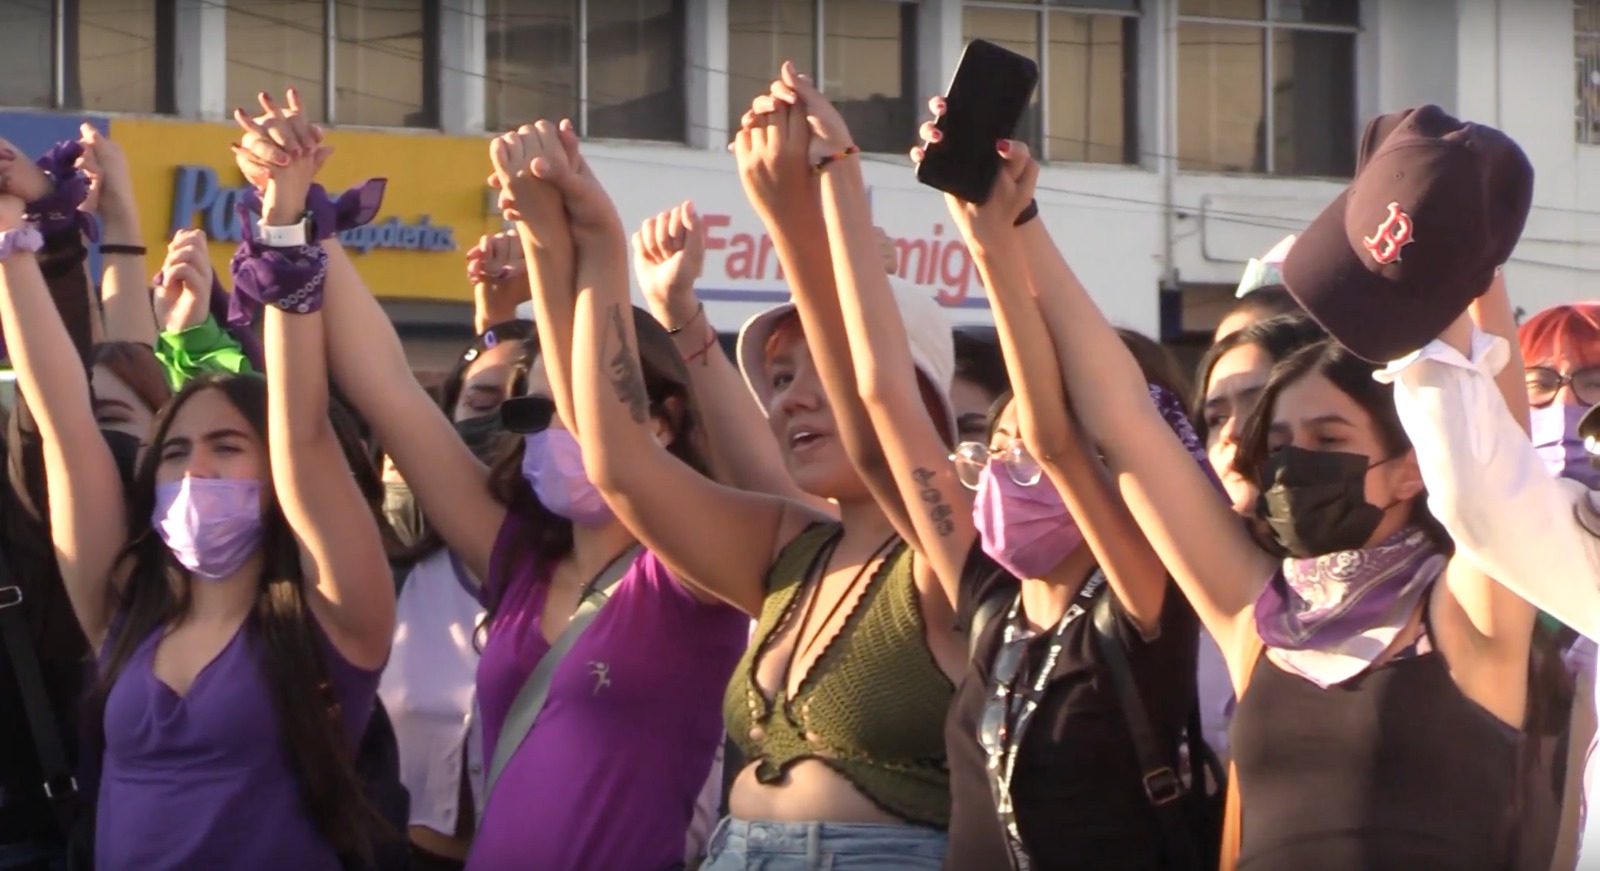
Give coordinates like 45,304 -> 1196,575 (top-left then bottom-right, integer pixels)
230,242 -> 330,321
226,179 -> 385,327
25,140 -> 98,243
1148,382 -> 1225,494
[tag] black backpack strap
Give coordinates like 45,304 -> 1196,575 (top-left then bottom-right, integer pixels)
1091,595 -> 1205,871
0,554 -> 80,837
968,574 -> 1011,662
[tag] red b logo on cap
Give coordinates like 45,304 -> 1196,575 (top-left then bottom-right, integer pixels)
1363,202 -> 1415,265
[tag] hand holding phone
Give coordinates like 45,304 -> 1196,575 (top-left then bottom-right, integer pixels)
913,40 -> 1039,205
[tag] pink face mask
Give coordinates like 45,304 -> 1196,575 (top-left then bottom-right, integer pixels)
973,461 -> 1084,580
153,477 -> 265,580
521,429 -> 615,527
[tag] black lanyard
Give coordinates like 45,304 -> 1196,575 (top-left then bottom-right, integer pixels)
980,570 -> 1105,871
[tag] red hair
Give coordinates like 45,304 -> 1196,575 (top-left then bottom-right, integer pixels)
1518,304 -> 1600,369
763,309 -> 805,365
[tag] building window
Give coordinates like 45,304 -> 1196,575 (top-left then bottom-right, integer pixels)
487,0 -> 686,142
962,1 -> 1139,166
1177,0 -> 1358,177
227,0 -> 435,128
1579,0 -> 1600,144
0,0 -> 167,113
728,0 -> 917,155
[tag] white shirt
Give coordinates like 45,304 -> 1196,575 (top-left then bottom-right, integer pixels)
377,548 -> 488,835
1378,327 -> 1600,862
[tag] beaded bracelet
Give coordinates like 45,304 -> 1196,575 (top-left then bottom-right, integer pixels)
814,145 -> 861,173
667,301 -> 706,335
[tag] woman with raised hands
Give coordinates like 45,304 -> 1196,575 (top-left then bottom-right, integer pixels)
0,89 -> 396,870
912,100 -> 1542,870
1383,284 -> 1600,866
770,71 -> 1208,868
514,76 -> 964,867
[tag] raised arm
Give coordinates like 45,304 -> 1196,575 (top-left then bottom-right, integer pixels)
913,102 -> 1267,670
737,71 -> 915,545
235,112 -> 505,581
239,93 -> 394,669
489,121 -> 580,434
467,230 -> 528,335
504,120 -> 812,617
940,139 -> 1169,632
635,199 -> 831,511
1381,312 -> 1546,650
774,71 -> 968,602
0,183 -> 126,648
83,125 -> 157,348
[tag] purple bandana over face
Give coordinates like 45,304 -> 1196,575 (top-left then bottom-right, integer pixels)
1531,403 -> 1600,490
1254,527 -> 1445,687
522,430 -> 614,527
153,477 -> 265,580
973,461 -> 1083,580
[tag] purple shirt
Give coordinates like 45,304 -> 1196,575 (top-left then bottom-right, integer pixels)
97,619 -> 380,871
469,514 -> 748,871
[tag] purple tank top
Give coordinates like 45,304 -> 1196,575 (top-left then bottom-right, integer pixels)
468,512 -> 748,871
96,618 -> 380,871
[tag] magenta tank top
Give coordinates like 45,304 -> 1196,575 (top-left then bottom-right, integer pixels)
96,618 -> 380,871
469,512 -> 748,871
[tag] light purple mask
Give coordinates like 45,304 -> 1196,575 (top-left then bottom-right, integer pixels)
153,477 -> 265,580
973,462 -> 1083,580
1531,404 -> 1600,490
522,429 -> 615,527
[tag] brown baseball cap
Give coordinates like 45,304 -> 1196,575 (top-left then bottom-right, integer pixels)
1282,105 -> 1533,362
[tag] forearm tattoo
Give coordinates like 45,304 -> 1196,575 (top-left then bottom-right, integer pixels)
911,467 -> 956,537
604,304 -> 650,424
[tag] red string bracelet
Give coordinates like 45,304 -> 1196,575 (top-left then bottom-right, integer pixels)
683,330 -> 720,366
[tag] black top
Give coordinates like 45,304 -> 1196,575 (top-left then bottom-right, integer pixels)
0,426 -> 88,845
944,548 -> 1199,871
1229,644 -> 1523,871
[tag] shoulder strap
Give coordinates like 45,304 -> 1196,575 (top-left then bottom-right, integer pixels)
0,555 -> 80,837
482,544 -> 643,806
1091,595 -> 1203,871
967,568 -> 1012,662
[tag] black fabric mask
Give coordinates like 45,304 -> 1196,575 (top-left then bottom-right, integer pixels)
382,481 -> 428,550
101,429 -> 142,491
455,413 -> 506,465
1255,446 -> 1386,558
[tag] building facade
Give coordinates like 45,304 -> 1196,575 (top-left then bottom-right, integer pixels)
0,0 -> 1595,371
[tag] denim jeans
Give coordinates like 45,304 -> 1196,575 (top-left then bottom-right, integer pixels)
0,841 -> 66,871
699,818 -> 947,871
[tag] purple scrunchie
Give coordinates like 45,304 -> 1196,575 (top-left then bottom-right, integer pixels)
1148,382 -> 1226,494
230,242 -> 330,322
25,140 -> 98,243
226,179 -> 384,327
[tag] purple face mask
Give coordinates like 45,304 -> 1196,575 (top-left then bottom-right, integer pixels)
973,461 -> 1084,580
1531,403 -> 1600,490
153,477 -> 265,580
522,429 -> 615,527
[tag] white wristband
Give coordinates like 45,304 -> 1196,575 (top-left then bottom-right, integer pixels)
257,216 -> 311,248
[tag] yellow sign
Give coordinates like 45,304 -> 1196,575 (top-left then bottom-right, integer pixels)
111,117 -> 502,303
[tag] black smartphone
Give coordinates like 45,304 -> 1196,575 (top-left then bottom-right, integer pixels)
915,39 -> 1039,205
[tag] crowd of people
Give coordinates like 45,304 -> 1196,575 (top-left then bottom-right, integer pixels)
0,59 -> 1595,871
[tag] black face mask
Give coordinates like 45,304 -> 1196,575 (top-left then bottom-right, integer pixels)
455,413 -> 506,465
1254,446 -> 1387,558
101,429 -> 142,491
382,481 -> 428,550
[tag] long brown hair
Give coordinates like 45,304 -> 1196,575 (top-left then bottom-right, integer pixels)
480,307 -> 715,625
86,373 -> 380,863
90,342 -> 172,415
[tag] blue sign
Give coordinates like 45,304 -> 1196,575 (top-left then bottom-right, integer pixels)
169,165 -> 457,254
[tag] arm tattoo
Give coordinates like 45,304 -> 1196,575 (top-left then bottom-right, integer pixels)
911,467 -> 956,537
603,304 -> 650,424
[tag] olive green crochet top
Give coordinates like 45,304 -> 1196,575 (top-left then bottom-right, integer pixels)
723,523 -> 955,828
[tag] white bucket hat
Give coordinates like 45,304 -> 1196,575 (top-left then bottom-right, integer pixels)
736,276 -> 958,444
